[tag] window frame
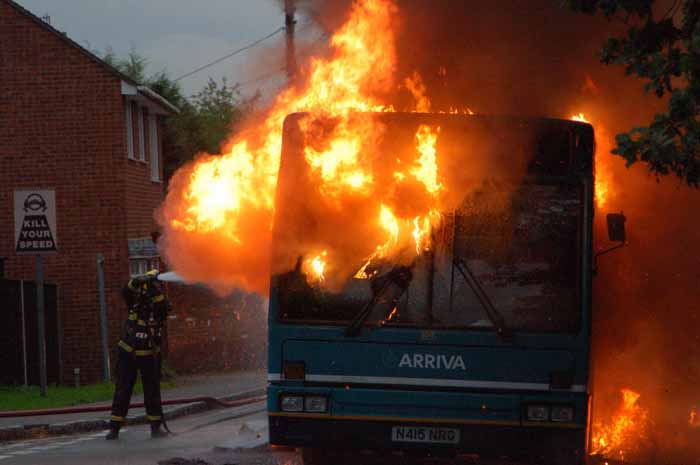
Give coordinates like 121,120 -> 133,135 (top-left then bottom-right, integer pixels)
137,106 -> 146,162
149,114 -> 160,182
125,99 -> 135,160
129,257 -> 160,278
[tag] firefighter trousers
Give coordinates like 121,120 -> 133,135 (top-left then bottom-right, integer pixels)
109,349 -> 163,427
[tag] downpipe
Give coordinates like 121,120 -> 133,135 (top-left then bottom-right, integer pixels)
0,394 -> 267,418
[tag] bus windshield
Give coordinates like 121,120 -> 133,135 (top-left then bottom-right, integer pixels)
273,113 -> 588,334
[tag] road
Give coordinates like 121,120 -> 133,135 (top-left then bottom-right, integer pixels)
8,404 -> 693,465
0,401 -> 290,465
0,400 -> 542,465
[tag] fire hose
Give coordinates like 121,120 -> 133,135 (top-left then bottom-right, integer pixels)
0,394 -> 267,418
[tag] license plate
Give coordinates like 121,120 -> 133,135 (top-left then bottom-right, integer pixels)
391,426 -> 460,444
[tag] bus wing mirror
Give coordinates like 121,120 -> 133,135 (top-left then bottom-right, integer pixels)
606,213 -> 626,243
594,212 -> 627,275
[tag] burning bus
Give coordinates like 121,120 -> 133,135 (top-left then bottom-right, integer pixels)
152,0 -> 670,460
266,111 -> 618,464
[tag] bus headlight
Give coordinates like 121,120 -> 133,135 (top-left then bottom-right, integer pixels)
551,405 -> 574,422
280,395 -> 304,412
526,405 -> 549,422
304,396 -> 328,413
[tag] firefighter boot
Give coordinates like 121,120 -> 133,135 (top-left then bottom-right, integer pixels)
105,423 -> 120,440
150,421 -> 167,438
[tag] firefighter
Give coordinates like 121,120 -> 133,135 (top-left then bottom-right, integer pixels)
106,270 -> 171,440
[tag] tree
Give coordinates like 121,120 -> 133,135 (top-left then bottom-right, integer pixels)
191,78 -> 256,155
104,47 -> 148,84
568,0 -> 700,186
103,49 -> 257,181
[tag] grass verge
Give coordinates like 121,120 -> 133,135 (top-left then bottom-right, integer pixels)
0,379 -> 176,411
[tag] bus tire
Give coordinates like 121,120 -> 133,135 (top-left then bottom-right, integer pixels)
301,447 -> 331,465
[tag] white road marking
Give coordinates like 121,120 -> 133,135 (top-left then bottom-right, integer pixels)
7,450 -> 35,455
0,428 -> 121,458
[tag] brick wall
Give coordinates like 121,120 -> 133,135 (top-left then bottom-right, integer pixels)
164,283 -> 268,374
0,3 -> 163,383
125,105 -> 164,238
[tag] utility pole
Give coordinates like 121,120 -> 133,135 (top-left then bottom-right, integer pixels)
284,0 -> 296,79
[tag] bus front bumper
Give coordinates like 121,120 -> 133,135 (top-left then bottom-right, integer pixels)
269,413 -> 585,459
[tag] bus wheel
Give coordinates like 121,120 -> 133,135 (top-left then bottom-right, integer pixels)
300,447 -> 332,465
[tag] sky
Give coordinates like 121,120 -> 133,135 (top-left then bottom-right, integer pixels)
16,0 -> 322,97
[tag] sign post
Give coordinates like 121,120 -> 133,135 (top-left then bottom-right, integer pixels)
14,190 -> 57,396
35,255 -> 47,396
97,253 -> 110,382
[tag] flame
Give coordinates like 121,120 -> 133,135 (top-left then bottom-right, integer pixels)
381,306 -> 398,325
591,389 -> 651,461
405,72 -> 430,113
572,112 -> 589,123
159,0 -> 401,291
361,125 -> 444,264
304,129 -> 373,196
304,251 -> 328,283
447,107 -> 474,115
170,141 -> 267,240
412,216 -> 429,254
411,125 -> 443,195
690,407 -> 700,427
571,112 -> 613,210
412,210 -> 440,254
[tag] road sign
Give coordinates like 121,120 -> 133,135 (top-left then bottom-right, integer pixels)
14,190 -> 57,254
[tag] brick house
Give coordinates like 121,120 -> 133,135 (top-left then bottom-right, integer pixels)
0,0 -> 178,383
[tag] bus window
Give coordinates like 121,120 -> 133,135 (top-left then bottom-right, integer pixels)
273,113 -> 587,334
277,182 -> 582,333
433,182 -> 582,333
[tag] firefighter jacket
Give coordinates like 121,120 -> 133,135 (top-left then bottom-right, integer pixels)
118,277 -> 170,357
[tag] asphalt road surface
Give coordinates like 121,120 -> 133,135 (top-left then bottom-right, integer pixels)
7,406 -> 694,465
0,403 -> 549,465
0,401 -> 274,465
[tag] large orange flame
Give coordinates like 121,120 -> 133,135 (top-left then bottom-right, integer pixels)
159,1 -> 612,294
592,389 -> 651,461
571,113 -> 614,210
159,0 -> 401,292
412,125 -> 442,195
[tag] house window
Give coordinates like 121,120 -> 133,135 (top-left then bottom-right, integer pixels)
137,106 -> 146,161
129,257 -> 160,277
128,237 -> 160,277
125,100 -> 135,159
149,114 -> 160,182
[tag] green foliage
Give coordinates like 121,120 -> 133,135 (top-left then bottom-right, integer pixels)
0,379 -> 176,411
104,47 -> 148,84
103,48 -> 257,181
191,78 -> 255,155
567,0 -> 700,186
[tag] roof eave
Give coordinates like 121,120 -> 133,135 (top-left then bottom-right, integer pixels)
137,86 -> 180,115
